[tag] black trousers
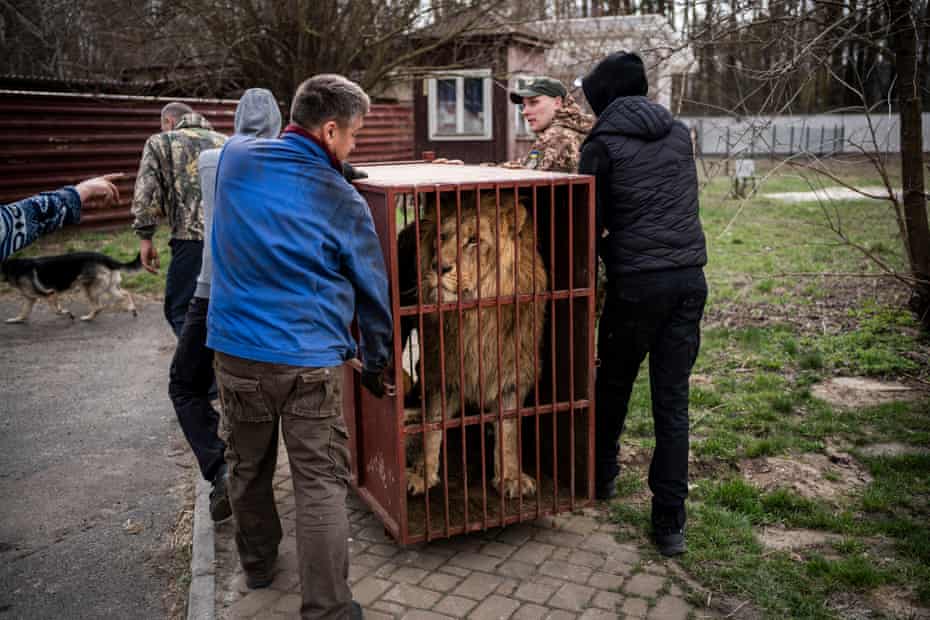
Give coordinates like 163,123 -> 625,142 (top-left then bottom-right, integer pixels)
595,267 -> 707,526
168,296 -> 226,482
164,239 -> 203,339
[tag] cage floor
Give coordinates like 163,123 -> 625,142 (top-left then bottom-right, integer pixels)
405,473 -> 587,539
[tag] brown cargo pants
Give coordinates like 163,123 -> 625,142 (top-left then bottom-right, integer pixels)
214,352 -> 352,620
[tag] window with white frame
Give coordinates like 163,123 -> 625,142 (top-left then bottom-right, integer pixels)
513,74 -> 535,139
427,70 -> 493,140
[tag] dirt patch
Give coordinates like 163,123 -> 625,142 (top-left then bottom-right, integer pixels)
757,526 -> 841,552
858,442 -> 930,458
869,586 -> 930,620
705,276 -> 912,335
812,377 -> 920,409
739,451 -> 871,502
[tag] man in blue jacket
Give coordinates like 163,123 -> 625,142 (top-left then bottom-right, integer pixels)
580,53 -> 707,557
208,74 -> 392,619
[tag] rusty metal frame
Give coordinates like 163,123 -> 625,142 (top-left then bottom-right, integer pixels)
349,165 -> 595,545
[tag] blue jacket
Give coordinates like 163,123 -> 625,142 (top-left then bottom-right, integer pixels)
206,131 -> 392,371
0,187 -> 81,261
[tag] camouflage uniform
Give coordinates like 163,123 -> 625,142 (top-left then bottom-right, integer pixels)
516,95 -> 593,173
131,113 -> 227,241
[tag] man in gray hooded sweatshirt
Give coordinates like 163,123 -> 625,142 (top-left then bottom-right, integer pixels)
168,88 -> 283,522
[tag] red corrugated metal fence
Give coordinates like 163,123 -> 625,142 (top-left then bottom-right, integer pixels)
0,91 -> 414,228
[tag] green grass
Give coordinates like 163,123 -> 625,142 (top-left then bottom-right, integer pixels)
608,162 -> 930,618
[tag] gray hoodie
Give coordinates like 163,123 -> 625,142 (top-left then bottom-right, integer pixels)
194,88 -> 282,298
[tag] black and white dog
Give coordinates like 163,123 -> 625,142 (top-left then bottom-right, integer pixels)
1,252 -> 141,323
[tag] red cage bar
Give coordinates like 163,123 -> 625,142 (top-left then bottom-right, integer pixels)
344,163 -> 595,545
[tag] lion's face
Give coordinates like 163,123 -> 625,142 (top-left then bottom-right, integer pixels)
421,196 -> 527,304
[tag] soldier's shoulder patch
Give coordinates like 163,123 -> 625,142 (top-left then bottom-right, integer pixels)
525,150 -> 541,169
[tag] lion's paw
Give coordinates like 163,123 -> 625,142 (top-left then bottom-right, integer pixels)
494,473 -> 537,498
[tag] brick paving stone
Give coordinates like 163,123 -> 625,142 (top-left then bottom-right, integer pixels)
383,584 -> 443,609
514,581 -> 554,604
449,551 -> 501,572
495,523 -> 536,546
393,550 -> 449,570
538,560 -> 593,584
550,547 -> 571,561
579,533 -> 624,554
624,573 -> 664,598
374,562 -> 400,578
648,595 -> 691,620
511,541 -> 556,565
369,543 -> 402,558
420,572 -> 462,593
348,563 -> 373,585
433,594 -> 479,618
469,594 -> 521,620
495,577 -> 519,596
352,576 -> 393,606
482,542 -> 518,559
224,589 -> 283,619
401,611 -> 455,620
548,583 -> 595,612
543,611 -> 578,620
587,572 -> 623,591
273,593 -> 302,614
363,611 -> 394,620
579,610 -> 617,620
453,572 -> 502,600
590,589 -> 624,611
269,569 -> 301,592
372,601 -> 410,616
356,526 -> 393,544
643,561 -> 668,576
513,603 -> 549,620
567,550 -> 605,570
495,559 -> 536,580
669,583 -> 684,597
353,553 -> 389,568
621,597 -> 649,619
559,516 -> 600,536
391,566 -> 430,585
439,565 -> 472,578
348,538 -> 370,556
533,529 -> 585,549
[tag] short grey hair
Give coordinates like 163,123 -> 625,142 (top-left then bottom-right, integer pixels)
161,102 -> 193,124
290,74 -> 370,129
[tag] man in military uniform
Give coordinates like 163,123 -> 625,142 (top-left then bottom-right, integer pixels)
131,102 -> 227,337
506,76 -> 593,173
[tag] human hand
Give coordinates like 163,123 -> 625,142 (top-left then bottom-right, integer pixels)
361,367 -> 396,399
140,239 -> 160,274
499,161 -> 523,169
75,173 -> 123,206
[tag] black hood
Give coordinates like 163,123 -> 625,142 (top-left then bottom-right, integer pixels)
588,96 -> 674,141
582,51 -> 649,116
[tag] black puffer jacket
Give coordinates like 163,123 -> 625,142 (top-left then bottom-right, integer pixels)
580,96 -> 706,276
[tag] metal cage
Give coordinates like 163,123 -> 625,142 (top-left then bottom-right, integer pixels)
343,163 -> 596,545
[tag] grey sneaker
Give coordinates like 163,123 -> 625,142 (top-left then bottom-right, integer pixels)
654,526 -> 686,556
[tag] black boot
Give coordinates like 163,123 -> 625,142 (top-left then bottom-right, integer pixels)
651,501 -> 686,557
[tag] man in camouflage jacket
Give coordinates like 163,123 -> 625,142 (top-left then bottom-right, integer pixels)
131,102 -> 226,337
506,76 -> 593,173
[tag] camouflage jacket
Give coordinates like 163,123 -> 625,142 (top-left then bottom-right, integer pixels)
131,113 -> 227,240
519,95 -> 594,173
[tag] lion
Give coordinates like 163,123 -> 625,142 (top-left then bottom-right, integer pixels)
399,191 -> 548,499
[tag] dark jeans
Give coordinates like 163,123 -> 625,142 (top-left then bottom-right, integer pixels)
595,267 -> 707,527
165,239 -> 203,338
214,352 -> 351,620
168,296 -> 225,483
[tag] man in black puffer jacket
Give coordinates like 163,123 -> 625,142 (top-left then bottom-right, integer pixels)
580,52 -> 707,557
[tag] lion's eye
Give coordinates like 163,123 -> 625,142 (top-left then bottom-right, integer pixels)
466,236 -> 478,247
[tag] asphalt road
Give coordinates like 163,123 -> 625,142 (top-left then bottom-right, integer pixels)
0,298 -> 189,620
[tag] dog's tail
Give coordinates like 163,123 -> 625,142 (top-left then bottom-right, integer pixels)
104,252 -> 143,272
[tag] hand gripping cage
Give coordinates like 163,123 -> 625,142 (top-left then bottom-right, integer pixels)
342,163 -> 596,544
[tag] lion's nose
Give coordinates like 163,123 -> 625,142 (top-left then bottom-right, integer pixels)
431,259 -> 453,275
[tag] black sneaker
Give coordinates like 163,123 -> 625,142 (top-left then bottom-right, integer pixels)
351,600 -> 364,619
653,526 -> 686,556
210,465 -> 232,523
245,553 -> 277,589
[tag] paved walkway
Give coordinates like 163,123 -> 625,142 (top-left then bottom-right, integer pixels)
214,441 -> 709,620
